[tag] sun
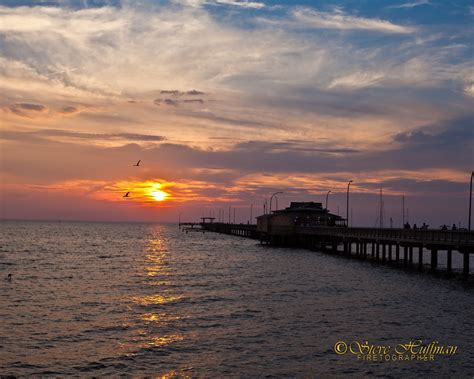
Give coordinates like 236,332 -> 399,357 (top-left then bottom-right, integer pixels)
151,189 -> 168,202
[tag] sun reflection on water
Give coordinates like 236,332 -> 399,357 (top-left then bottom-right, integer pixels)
158,369 -> 193,379
144,237 -> 170,277
147,334 -> 184,347
125,231 -> 186,355
147,280 -> 172,286
141,312 -> 182,323
127,331 -> 184,350
133,293 -> 184,306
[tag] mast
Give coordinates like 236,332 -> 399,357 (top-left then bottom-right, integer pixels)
402,195 -> 405,226
379,188 -> 384,228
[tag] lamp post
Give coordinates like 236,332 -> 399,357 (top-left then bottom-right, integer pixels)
325,190 -> 331,210
469,171 -> 474,230
269,191 -> 283,213
346,180 -> 353,227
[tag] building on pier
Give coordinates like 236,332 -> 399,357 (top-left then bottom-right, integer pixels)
256,202 -> 345,235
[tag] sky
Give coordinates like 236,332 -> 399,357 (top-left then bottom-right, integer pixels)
0,0 -> 473,226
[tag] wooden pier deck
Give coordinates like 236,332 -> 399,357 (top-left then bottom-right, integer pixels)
198,222 -> 474,279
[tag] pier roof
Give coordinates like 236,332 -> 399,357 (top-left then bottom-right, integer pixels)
256,201 -> 344,221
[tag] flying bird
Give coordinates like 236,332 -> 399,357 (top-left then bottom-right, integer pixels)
123,192 -> 130,198
133,160 -> 141,167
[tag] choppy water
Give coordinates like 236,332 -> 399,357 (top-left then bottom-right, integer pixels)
1,221 -> 473,377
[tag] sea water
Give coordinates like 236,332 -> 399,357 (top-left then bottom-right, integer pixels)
1,221 -> 473,377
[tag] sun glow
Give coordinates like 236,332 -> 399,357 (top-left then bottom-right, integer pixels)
151,189 -> 168,201
113,181 -> 171,203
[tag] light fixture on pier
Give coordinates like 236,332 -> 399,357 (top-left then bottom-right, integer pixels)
346,180 -> 353,227
270,191 -> 283,213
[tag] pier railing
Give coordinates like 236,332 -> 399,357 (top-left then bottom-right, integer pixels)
296,226 -> 474,247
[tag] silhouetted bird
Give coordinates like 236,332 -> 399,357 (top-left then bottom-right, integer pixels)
133,160 -> 141,167
123,192 -> 130,198
6,274 -> 12,281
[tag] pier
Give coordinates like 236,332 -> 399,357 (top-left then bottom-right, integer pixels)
179,221 -> 205,233
198,222 -> 474,279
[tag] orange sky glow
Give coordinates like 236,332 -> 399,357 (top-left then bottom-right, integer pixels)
0,3 -> 472,226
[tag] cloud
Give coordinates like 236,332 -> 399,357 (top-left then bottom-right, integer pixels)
154,98 -> 179,106
3,101 -> 93,118
328,71 -> 385,89
292,8 -> 416,34
14,103 -> 46,111
163,99 -> 179,106
1,127 -> 469,195
0,2 -> 470,225
213,0 -> 265,9
393,117 -> 473,148
154,89 -> 206,106
160,90 -> 181,95
233,140 -> 360,154
0,2 -> 467,108
359,178 -> 465,195
159,89 -> 205,96
464,83 -> 474,97
1,129 -> 166,142
8,102 -> 48,116
388,1 -> 430,9
177,0 -> 265,9
59,106 -> 78,113
183,99 -> 204,103
186,89 -> 205,95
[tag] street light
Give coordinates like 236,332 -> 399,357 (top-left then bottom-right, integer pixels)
269,191 -> 283,213
325,190 -> 331,210
469,171 -> 474,230
346,180 -> 353,227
